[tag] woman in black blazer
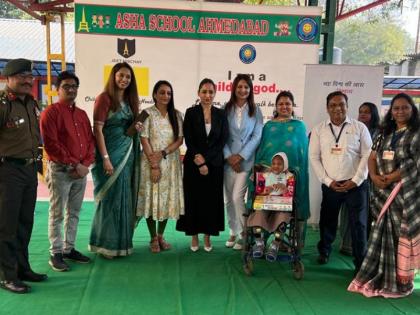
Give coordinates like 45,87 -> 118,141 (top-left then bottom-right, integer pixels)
176,78 -> 229,252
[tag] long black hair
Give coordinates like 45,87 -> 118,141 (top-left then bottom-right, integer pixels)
359,102 -> 380,133
381,93 -> 419,136
152,80 -> 179,140
225,74 -> 256,117
104,62 -> 139,115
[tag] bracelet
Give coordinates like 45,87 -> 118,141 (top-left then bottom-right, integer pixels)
161,150 -> 167,159
197,163 -> 206,168
103,154 -> 109,160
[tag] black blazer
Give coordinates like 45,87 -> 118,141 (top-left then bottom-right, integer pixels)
183,105 -> 229,167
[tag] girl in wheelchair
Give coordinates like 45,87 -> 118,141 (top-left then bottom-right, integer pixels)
247,152 -> 295,261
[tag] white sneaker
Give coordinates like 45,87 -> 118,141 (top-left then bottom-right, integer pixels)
233,242 -> 243,250
225,237 -> 236,248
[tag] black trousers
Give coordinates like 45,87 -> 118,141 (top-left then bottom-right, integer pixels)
317,180 -> 368,269
0,161 -> 37,281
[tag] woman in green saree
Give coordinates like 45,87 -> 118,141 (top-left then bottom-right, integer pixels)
247,91 -> 310,257
89,62 -> 141,258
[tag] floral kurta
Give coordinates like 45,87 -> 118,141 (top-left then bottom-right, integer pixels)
137,106 -> 184,220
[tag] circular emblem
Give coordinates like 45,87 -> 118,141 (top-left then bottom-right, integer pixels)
239,44 -> 256,64
296,17 -> 318,42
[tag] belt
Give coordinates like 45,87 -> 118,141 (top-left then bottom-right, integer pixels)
0,157 -> 38,166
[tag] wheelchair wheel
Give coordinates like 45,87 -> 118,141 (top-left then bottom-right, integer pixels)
292,261 -> 304,280
243,256 -> 254,276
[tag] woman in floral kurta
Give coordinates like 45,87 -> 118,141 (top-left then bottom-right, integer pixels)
137,80 -> 184,253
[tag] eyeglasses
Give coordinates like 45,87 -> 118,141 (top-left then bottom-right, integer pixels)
14,73 -> 34,81
61,84 -> 79,91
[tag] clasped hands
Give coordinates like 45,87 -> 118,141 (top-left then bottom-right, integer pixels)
371,172 -> 399,189
194,154 -> 208,176
329,180 -> 357,192
227,154 -> 243,173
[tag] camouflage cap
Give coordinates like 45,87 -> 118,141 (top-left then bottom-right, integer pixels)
2,58 -> 33,76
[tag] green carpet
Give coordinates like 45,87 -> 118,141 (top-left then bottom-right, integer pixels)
0,201 -> 419,315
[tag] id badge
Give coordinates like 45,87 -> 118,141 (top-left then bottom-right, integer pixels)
382,150 -> 395,160
331,146 -> 343,155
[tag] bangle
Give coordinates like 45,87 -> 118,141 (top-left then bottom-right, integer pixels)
161,150 -> 167,159
103,154 -> 109,160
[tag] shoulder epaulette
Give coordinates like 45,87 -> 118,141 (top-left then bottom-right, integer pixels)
0,91 -> 8,107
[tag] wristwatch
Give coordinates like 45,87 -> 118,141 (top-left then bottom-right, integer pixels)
161,150 -> 167,159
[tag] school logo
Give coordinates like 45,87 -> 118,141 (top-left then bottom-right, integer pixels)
296,17 -> 318,42
274,21 -> 291,37
239,44 -> 256,64
117,38 -> 136,58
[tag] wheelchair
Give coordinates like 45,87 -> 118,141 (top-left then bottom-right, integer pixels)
242,165 -> 304,280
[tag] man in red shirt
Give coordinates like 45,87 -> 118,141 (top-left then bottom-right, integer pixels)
40,71 -> 95,272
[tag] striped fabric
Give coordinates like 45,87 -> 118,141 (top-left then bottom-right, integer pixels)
348,128 -> 420,298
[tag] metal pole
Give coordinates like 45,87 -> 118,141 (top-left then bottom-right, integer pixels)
416,3 -> 420,54
45,14 -> 53,105
60,13 -> 66,71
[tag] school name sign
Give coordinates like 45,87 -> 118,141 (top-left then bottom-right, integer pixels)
76,4 -> 320,43
74,0 -> 321,120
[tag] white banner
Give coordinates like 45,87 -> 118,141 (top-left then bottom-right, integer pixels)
303,64 -> 384,224
74,0 -> 321,121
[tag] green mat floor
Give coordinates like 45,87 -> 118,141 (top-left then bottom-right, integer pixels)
0,201 -> 419,315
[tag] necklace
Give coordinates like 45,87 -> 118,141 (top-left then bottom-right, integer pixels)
275,117 -> 291,122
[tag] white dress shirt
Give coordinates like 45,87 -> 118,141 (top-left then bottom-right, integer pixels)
235,103 -> 248,129
309,117 -> 372,187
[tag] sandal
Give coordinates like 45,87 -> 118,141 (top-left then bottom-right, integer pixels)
204,235 -> 212,252
150,236 -> 161,253
100,253 -> 114,260
157,235 -> 171,251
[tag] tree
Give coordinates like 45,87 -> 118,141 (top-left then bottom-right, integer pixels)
0,2 -> 32,19
336,0 -> 418,21
335,18 -> 414,64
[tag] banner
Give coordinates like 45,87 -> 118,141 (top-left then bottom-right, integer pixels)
74,0 -> 321,120
303,64 -> 384,224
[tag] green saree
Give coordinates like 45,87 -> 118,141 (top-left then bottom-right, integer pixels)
89,104 -> 140,256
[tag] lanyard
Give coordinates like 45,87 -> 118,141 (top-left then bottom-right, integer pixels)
329,122 -> 347,147
390,128 -> 406,151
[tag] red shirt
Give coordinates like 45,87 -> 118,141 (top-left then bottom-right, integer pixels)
40,101 -> 95,166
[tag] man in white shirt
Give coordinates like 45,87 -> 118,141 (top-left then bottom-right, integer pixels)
309,91 -> 372,272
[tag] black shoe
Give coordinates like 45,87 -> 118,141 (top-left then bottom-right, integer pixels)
317,254 -> 329,265
49,253 -> 70,272
63,249 -> 91,264
18,270 -> 48,282
339,248 -> 352,257
0,280 -> 30,294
